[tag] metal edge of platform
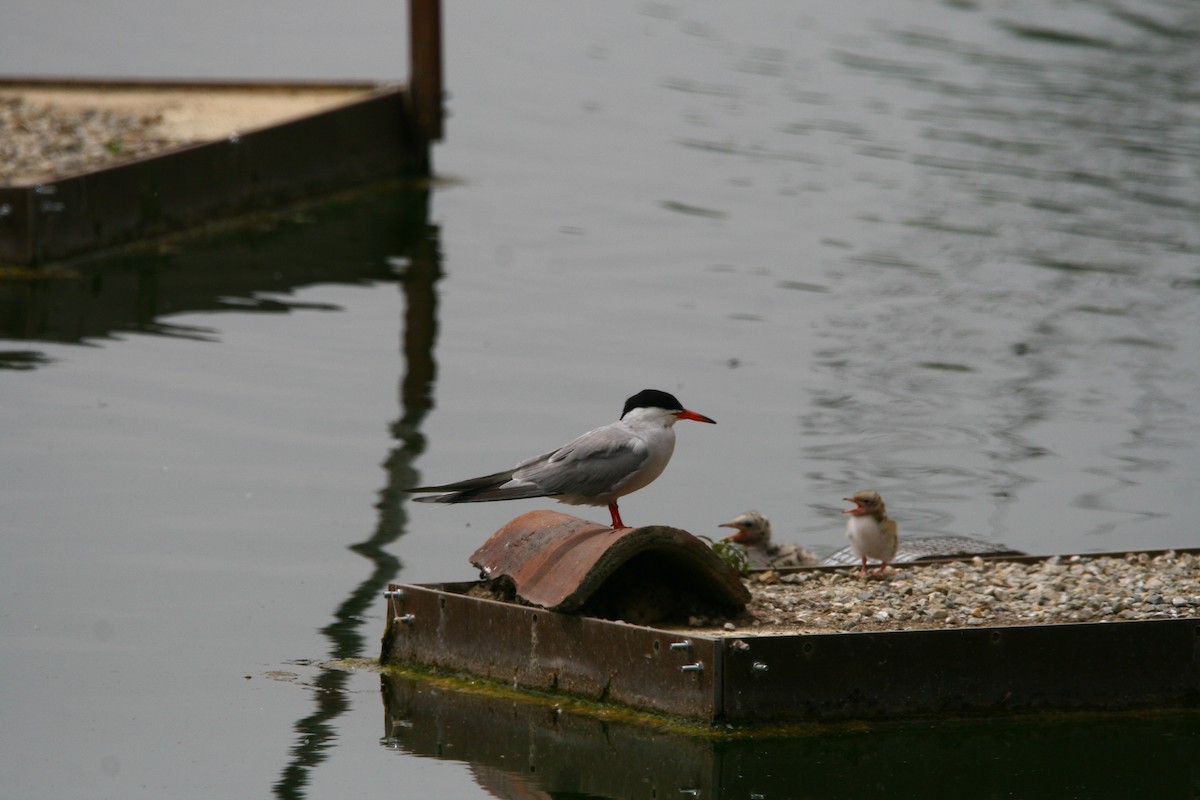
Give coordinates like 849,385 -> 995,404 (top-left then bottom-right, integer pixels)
382,581 -> 721,721
0,80 -> 425,265
721,615 -> 1200,722
380,579 -> 1200,724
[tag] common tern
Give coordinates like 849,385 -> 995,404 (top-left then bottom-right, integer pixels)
719,511 -> 818,569
843,490 -> 899,576
408,389 -> 716,529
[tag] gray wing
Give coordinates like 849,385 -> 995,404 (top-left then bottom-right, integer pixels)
513,423 -> 649,498
408,466 -> 546,503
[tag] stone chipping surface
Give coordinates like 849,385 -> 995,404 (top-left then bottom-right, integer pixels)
0,96 -> 194,186
690,551 -> 1200,635
0,85 -> 373,186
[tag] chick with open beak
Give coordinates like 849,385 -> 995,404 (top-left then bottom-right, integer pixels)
719,511 -> 817,569
843,490 -> 899,576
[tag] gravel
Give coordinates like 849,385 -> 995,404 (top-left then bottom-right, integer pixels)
0,95 -> 196,186
692,551 -> 1199,635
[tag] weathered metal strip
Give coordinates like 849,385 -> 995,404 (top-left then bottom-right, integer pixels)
721,618 -> 1200,722
382,583 -> 721,719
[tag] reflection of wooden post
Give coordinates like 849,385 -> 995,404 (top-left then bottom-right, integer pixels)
409,0 -> 444,144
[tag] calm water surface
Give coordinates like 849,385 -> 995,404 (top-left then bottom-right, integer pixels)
2,1 -> 1199,798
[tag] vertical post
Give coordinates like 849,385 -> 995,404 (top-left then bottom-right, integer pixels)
409,0 -> 444,144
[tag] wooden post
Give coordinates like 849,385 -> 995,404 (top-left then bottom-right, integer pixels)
409,0 -> 444,143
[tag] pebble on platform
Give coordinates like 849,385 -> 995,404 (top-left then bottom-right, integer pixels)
0,95 -> 192,186
688,550 -> 1199,634
0,84 -> 370,187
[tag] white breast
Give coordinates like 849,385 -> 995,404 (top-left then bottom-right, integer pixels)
846,515 -> 891,561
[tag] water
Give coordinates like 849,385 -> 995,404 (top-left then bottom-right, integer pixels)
382,673 -> 1199,799
2,1 -> 1199,798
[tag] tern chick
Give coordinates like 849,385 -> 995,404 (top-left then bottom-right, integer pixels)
843,490 -> 899,576
719,511 -> 818,569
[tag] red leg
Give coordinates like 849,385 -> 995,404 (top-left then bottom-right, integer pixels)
858,555 -> 867,576
608,502 -> 628,529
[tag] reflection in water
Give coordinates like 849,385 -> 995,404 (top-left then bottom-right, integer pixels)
0,349 -> 53,370
2,180 -> 444,798
381,671 -> 1200,800
272,194 -> 442,800
0,187 -> 424,349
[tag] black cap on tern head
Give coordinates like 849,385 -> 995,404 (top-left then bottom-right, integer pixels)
622,389 -> 684,418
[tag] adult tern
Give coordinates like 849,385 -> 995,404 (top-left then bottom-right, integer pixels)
408,389 -> 716,529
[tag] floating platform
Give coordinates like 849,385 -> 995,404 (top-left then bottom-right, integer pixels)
0,79 -> 425,265
0,0 -> 443,264
380,514 -> 1200,724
